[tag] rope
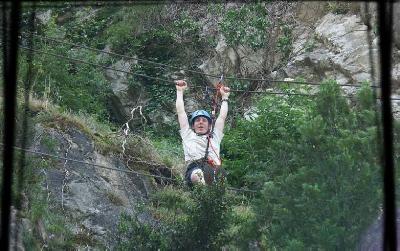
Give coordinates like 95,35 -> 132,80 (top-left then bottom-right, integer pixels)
16,43 -> 400,102
14,41 -> 400,100
15,30 -> 381,88
7,144 -> 175,181
3,144 -> 258,194
21,1 -> 164,8
192,85 -> 400,101
17,44 -> 173,83
203,77 -> 223,163
6,34 -> 395,100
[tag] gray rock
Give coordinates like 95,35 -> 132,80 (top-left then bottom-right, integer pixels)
26,124 -> 155,248
199,36 -> 239,84
105,59 -> 148,127
315,13 -> 377,83
295,1 -> 328,24
393,63 -> 400,89
359,2 -> 377,31
36,10 -> 52,25
199,35 -> 266,84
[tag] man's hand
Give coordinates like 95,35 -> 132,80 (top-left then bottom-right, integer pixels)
175,79 -> 189,130
175,80 -> 188,92
220,86 -> 230,99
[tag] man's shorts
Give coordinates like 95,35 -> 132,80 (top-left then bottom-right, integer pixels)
185,160 -> 226,186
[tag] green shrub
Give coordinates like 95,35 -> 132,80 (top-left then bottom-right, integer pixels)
277,24 -> 293,60
26,41 -> 111,121
224,80 -> 392,249
219,3 -> 270,49
117,183 -> 231,250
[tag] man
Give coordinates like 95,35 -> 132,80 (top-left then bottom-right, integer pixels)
175,79 -> 230,186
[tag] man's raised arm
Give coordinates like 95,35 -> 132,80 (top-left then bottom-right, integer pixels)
214,86 -> 230,133
175,80 -> 189,130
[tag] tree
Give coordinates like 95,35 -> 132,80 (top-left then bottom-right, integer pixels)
224,80 -> 388,249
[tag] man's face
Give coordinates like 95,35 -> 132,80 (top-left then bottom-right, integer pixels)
192,116 -> 210,134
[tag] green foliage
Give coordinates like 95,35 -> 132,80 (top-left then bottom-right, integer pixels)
21,12 -> 112,122
224,79 -> 385,249
60,6 -> 114,47
105,6 -> 165,53
40,134 -> 59,154
219,3 -> 270,49
117,183 -> 231,250
173,12 -> 201,41
118,212 -> 170,251
20,157 -> 77,249
222,205 -> 257,250
26,32 -> 111,121
327,2 -> 351,14
150,136 -> 184,168
126,26 -> 186,136
304,36 -> 317,53
277,24 -> 293,60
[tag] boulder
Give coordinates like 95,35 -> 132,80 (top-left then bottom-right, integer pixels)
360,2 -> 400,50
36,10 -> 52,25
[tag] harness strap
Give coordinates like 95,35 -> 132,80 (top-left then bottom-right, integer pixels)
203,75 -> 224,163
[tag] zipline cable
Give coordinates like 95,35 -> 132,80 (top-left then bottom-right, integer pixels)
9,144 -> 175,180
21,1 -> 164,8
16,30 -> 380,89
4,144 -> 258,194
192,85 -> 400,101
14,44 -> 400,101
17,43 -> 174,83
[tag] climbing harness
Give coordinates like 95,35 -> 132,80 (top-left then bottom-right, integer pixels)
200,74 -> 227,185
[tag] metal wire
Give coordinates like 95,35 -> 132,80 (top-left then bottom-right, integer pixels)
5,144 -> 258,194
13,44 -> 399,101
17,30 -> 380,88
18,44 -> 174,83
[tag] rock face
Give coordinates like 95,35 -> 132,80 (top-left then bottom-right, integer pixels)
13,123 -> 156,249
104,2 -> 400,125
105,58 -> 145,128
282,8 -> 400,118
198,36 -> 240,84
295,1 -> 327,23
197,3 -> 399,93
285,13 -> 379,86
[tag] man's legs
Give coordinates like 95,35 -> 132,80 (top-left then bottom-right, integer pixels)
190,168 -> 205,185
185,162 -> 226,186
185,162 -> 206,186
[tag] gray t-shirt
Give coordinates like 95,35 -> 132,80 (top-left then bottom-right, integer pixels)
180,127 -> 224,165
